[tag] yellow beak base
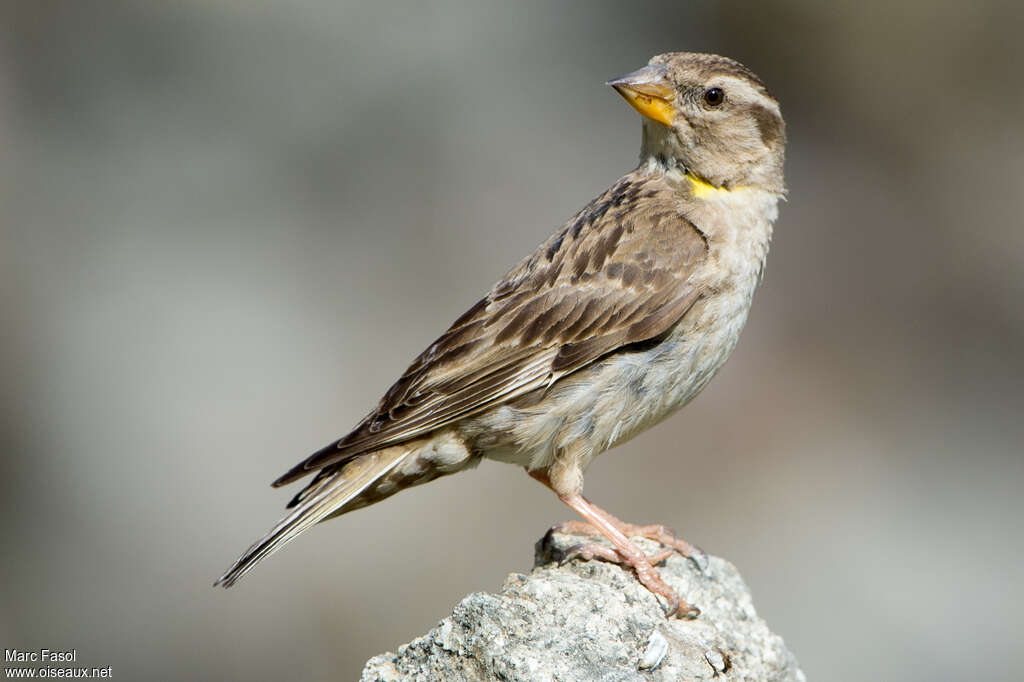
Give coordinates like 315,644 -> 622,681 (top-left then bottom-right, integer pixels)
611,85 -> 675,127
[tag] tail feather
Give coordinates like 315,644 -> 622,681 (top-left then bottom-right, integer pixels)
214,446 -> 412,588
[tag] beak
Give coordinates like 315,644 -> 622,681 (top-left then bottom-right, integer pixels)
607,65 -> 675,127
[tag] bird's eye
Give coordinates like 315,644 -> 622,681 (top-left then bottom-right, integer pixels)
703,87 -> 724,107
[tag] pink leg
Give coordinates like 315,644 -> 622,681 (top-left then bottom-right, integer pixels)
528,470 -> 700,618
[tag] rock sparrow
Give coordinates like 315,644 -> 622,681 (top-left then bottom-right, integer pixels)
217,52 -> 786,618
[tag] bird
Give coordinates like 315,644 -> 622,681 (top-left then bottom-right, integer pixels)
215,51 -> 786,618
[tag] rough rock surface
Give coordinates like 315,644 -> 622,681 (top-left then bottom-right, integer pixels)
362,531 -> 804,681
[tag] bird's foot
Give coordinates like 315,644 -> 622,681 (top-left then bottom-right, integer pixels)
541,520 -> 700,619
550,535 -> 698,619
526,469 -> 702,618
557,540 -> 674,567
549,519 -> 709,575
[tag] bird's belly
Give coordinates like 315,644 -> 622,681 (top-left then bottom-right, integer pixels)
583,287 -> 754,450
465,280 -> 757,472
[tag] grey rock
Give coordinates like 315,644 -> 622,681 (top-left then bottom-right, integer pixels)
362,531 -> 805,681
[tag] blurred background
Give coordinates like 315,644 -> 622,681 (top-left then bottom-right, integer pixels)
1,1 -> 1022,680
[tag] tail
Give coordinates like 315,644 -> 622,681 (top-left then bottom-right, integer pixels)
214,445 -> 413,588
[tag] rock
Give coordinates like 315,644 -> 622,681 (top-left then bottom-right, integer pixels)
362,530 -> 805,681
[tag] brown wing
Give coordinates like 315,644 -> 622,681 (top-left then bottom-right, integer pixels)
273,173 -> 708,487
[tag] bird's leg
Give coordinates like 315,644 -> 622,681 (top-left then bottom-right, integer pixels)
530,463 -> 707,572
527,469 -> 699,618
556,491 -> 698,619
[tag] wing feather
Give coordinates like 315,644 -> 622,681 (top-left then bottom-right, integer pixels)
273,172 -> 708,486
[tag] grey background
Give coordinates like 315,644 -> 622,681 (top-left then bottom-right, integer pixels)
2,1 -> 1022,680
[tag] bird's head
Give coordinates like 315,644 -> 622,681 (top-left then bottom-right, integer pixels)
609,52 -> 785,194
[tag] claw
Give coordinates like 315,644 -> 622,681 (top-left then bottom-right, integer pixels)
690,548 -> 710,575
541,526 -> 557,547
680,604 -> 701,620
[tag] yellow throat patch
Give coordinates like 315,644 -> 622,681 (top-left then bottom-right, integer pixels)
686,172 -> 738,199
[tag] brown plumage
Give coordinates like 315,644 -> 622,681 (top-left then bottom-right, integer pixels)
274,174 -> 708,489
217,52 -> 786,618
